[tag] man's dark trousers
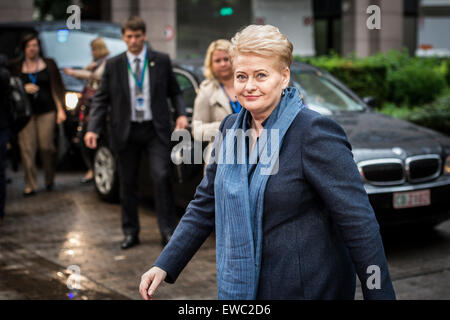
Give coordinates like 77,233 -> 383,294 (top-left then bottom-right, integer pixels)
117,121 -> 176,237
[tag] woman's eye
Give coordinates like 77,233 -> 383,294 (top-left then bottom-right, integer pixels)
236,74 -> 246,80
257,73 -> 267,79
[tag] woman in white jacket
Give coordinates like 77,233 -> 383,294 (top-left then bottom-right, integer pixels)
64,37 -> 109,183
192,39 -> 241,172
64,37 -> 109,89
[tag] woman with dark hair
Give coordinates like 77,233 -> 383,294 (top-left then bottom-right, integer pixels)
11,34 -> 66,196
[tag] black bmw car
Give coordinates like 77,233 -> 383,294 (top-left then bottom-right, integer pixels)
290,63 -> 450,228
92,59 -> 450,229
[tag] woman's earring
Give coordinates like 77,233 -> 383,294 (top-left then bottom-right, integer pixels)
281,89 -> 286,97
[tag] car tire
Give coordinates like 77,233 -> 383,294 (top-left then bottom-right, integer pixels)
94,144 -> 119,203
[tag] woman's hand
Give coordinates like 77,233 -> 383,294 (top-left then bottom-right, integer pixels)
139,266 -> 167,300
57,108 -> 67,124
24,83 -> 39,95
64,68 -> 74,76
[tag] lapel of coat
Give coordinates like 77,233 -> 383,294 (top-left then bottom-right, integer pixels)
119,52 -> 130,109
211,80 -> 233,114
148,49 -> 157,103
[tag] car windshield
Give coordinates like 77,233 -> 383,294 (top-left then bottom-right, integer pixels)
40,29 -> 127,68
291,71 -> 365,114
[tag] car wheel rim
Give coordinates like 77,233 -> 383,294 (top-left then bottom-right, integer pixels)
94,146 -> 116,195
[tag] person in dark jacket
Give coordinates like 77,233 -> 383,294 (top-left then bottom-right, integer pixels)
85,16 -> 188,249
139,25 -> 396,300
10,34 -> 66,196
0,54 -> 12,225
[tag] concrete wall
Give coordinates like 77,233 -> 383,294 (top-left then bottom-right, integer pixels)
342,0 -> 403,57
379,0 -> 404,53
342,0 -> 371,57
0,0 -> 34,23
111,0 -> 176,58
252,0 -> 315,56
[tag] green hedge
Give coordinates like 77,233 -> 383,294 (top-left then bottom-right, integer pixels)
379,93 -> 450,136
443,58 -> 450,85
295,50 -> 449,108
387,63 -> 446,106
297,55 -> 388,106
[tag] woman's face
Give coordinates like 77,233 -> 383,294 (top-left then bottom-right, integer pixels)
211,49 -> 232,81
91,46 -> 101,60
25,39 -> 40,59
234,53 -> 290,119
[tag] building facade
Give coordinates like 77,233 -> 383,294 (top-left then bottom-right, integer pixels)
0,0 -> 421,58
416,0 -> 450,56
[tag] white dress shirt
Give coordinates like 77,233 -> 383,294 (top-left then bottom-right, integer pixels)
126,46 -> 152,122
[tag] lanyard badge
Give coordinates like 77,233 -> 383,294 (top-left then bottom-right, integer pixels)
136,95 -> 144,110
25,58 -> 40,84
126,52 -> 148,94
25,58 -> 40,98
220,83 -> 242,113
127,51 -> 149,121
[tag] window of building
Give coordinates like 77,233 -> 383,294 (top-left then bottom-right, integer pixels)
177,0 -> 251,58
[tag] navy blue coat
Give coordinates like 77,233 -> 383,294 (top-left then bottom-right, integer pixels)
154,108 -> 396,300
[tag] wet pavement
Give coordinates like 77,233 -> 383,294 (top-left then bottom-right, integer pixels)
1,168 -> 216,300
1,167 -> 450,300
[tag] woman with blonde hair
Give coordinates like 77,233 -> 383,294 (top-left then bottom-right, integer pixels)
65,37 -> 110,183
139,25 -> 395,300
64,37 -> 109,88
192,39 -> 240,170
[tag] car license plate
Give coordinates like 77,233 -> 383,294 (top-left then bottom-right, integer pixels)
393,189 -> 431,209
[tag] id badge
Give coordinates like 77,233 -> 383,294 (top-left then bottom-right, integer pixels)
136,95 -> 144,111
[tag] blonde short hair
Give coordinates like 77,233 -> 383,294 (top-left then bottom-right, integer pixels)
90,37 -> 110,59
203,39 -> 232,80
230,25 -> 293,70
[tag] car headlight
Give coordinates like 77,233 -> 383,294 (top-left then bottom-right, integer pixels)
65,92 -> 81,110
445,155 -> 450,175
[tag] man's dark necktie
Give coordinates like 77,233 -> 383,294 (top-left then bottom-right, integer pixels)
134,57 -> 144,121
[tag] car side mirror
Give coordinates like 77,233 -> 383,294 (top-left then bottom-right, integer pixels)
362,96 -> 377,109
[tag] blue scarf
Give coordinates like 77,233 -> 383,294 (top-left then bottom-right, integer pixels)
214,87 -> 305,299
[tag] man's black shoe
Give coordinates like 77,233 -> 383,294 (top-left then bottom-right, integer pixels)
121,235 -> 140,250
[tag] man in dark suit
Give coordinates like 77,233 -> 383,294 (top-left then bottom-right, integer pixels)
85,16 -> 188,249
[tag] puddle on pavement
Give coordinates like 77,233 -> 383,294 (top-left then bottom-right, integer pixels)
0,242 -> 128,300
